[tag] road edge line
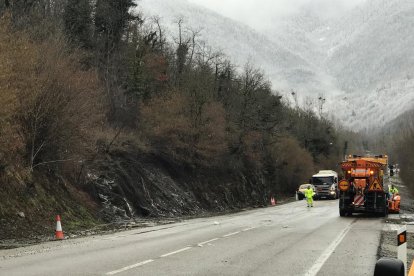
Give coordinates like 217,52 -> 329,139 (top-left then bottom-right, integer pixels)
304,219 -> 355,276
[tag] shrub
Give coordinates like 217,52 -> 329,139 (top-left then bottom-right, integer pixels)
0,15 -> 104,172
140,91 -> 227,166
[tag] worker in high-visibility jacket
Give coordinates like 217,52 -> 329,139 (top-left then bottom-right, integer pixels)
390,184 -> 399,195
388,184 -> 401,212
389,184 -> 399,201
304,185 -> 315,207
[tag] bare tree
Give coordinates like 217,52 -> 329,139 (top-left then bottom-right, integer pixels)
3,28 -> 104,172
151,15 -> 166,51
187,27 -> 202,67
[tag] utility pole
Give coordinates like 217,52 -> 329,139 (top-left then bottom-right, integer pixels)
318,96 -> 326,117
291,90 -> 299,109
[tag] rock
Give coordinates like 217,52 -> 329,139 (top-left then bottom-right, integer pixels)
17,212 -> 25,218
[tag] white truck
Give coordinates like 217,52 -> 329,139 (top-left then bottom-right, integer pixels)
311,170 -> 339,199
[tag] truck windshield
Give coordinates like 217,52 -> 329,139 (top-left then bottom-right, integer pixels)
312,176 -> 334,185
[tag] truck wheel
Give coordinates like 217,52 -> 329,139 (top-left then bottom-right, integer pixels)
383,207 -> 388,217
339,209 -> 346,217
374,258 -> 404,276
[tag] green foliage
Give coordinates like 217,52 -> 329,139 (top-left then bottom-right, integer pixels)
126,29 -> 168,101
285,108 -> 340,169
394,133 -> 414,193
94,0 -> 137,53
1,3 -> 344,197
269,137 -> 315,193
64,0 -> 93,49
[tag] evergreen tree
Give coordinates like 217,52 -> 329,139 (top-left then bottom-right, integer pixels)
94,0 -> 137,54
64,0 -> 93,49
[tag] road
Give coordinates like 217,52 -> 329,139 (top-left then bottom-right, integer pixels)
0,199 -> 383,276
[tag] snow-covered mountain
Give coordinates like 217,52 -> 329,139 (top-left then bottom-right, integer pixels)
137,0 -> 414,130
138,0 -> 339,97
318,0 -> 414,130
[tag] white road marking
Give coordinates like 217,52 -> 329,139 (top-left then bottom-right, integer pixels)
106,259 -> 154,275
160,247 -> 192,257
198,238 -> 219,247
304,220 -> 355,276
223,231 -> 240,237
242,227 -> 256,232
102,235 -> 127,241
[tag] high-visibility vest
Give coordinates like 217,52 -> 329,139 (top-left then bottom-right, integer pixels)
305,189 -> 314,198
390,187 -> 399,194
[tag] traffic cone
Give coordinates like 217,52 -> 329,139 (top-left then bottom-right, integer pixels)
271,197 -> 276,206
55,215 -> 64,240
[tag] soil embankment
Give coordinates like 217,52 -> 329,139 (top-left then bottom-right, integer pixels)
0,146 -> 283,246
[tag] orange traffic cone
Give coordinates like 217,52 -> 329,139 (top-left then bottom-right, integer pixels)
55,215 -> 64,240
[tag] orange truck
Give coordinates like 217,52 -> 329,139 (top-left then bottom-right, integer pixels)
338,155 -> 391,216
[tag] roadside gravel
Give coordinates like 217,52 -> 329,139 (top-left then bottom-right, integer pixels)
378,176 -> 414,270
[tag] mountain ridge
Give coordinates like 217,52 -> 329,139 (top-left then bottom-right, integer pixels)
138,0 -> 414,130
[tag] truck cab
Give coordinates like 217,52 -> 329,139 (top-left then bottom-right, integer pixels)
311,170 -> 339,199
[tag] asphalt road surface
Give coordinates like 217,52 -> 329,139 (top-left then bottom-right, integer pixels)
0,199 -> 383,276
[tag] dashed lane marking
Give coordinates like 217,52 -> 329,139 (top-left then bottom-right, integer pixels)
198,238 -> 219,247
102,235 -> 127,241
223,231 -> 241,238
242,227 -> 256,232
106,259 -> 154,275
160,247 -> 192,258
106,226 -> 257,274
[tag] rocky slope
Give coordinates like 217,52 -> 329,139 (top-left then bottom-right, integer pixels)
0,144 -> 277,241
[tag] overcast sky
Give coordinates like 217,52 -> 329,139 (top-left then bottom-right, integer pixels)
188,0 -> 366,30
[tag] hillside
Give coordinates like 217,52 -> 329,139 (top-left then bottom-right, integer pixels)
0,2 -> 341,242
139,0 -> 414,130
314,0 -> 414,129
138,0 -> 340,98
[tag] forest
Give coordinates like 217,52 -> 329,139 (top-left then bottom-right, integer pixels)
0,1 -> 368,239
